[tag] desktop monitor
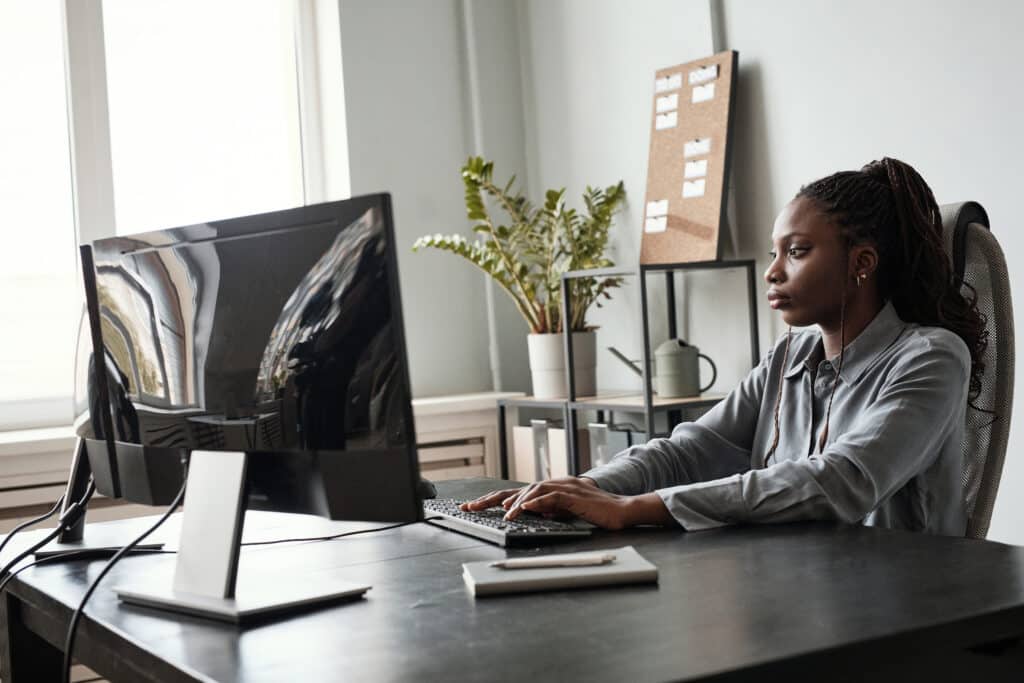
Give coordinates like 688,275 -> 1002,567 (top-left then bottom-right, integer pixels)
65,194 -> 423,621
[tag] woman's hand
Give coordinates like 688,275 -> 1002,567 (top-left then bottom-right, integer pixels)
460,478 -> 674,530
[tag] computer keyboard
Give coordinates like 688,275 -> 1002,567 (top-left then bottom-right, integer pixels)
423,498 -> 595,547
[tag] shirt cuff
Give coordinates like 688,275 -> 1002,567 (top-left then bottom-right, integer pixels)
656,475 -> 747,531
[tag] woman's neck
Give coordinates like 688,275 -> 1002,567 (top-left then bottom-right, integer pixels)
820,294 -> 885,360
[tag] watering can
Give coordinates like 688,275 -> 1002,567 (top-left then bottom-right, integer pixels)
608,339 -> 717,398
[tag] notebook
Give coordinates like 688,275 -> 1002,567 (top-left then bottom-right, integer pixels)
462,546 -> 658,597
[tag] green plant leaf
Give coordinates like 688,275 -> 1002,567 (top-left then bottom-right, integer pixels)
413,157 -> 626,334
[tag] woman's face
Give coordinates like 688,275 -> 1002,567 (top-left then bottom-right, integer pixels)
764,196 -> 848,328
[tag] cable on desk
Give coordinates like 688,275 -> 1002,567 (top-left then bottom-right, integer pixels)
61,479 -> 187,683
239,516 -> 445,547
0,493 -> 66,560
0,547 -> 172,597
0,479 -> 96,581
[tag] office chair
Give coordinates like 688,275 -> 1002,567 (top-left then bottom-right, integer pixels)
939,201 -> 1014,539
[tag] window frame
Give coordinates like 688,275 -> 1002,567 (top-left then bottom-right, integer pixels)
0,0 -> 349,439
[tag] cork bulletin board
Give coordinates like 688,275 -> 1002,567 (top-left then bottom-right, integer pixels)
640,50 -> 738,264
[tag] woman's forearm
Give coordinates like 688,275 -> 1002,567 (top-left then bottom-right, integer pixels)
625,492 -> 676,527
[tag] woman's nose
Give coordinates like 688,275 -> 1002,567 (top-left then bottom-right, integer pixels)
764,258 -> 783,285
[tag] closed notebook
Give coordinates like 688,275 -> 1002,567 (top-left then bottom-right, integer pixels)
462,546 -> 658,597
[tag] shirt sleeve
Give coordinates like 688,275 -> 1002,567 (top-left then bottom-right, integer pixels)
581,346 -> 771,496
653,333 -> 970,531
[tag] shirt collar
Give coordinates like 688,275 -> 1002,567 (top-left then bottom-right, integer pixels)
782,301 -> 907,384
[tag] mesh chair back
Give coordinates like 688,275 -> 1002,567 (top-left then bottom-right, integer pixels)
939,202 -> 1014,539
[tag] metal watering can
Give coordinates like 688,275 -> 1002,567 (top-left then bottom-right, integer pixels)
609,339 -> 717,398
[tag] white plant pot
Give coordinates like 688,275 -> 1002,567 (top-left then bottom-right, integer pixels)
527,331 -> 597,399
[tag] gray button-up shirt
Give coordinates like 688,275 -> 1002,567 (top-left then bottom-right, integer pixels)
583,301 -> 970,536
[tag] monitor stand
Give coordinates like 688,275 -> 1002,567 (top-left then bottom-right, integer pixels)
113,450 -> 370,623
35,438 -> 163,559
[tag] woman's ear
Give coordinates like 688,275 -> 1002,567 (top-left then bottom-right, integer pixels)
848,244 -> 879,281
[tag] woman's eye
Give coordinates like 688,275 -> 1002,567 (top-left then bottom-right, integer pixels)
788,247 -> 808,258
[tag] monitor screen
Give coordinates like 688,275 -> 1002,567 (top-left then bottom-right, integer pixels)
73,195 -> 421,522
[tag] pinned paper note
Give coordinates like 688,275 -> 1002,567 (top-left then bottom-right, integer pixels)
655,93 -> 678,113
655,111 -> 678,130
692,83 -> 715,103
646,199 -> 669,217
689,64 -> 719,85
682,179 -> 706,198
654,73 -> 683,93
684,159 -> 708,179
645,199 -> 669,233
684,138 -> 712,157
644,216 -> 667,233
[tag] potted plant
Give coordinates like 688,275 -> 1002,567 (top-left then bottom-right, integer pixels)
412,156 -> 626,398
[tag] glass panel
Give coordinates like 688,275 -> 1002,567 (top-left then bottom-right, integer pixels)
0,0 -> 77,419
102,0 -> 303,235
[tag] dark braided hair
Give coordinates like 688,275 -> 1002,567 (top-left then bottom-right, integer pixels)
763,157 -> 988,467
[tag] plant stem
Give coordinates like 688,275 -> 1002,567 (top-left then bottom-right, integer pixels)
473,188 -> 544,331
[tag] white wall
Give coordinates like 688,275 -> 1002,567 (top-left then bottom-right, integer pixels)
338,0 -> 512,397
518,0 -> 741,397
717,0 -> 1024,543
459,0 -> 533,393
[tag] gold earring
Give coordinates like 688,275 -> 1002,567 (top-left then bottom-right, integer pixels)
857,272 -> 866,287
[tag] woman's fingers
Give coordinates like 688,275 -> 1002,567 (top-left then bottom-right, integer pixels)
460,488 -> 522,511
504,480 -> 588,520
520,486 -> 628,530
460,479 -> 597,518
503,483 -> 542,517
520,491 -> 571,515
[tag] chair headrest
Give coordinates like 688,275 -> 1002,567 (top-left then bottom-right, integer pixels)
940,201 -> 990,283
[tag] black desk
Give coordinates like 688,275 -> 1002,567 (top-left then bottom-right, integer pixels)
3,478 -> 1024,682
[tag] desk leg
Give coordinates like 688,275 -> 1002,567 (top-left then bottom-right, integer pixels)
1,592 -> 63,682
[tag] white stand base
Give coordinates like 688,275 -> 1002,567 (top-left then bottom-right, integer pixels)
115,579 -> 370,623
110,450 -> 372,624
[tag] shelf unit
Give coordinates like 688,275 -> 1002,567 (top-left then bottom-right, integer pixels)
496,259 -> 759,479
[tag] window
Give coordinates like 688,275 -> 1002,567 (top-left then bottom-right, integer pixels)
0,0 -> 348,433
0,0 -> 78,430
102,0 -> 304,234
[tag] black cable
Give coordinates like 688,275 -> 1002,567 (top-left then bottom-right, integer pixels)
0,493 -> 65,560
61,480 -> 187,683
239,516 -> 443,547
0,547 -> 172,597
0,479 -> 96,580
0,525 -> 66,579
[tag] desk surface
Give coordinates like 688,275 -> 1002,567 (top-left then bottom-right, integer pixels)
3,478 -> 1024,682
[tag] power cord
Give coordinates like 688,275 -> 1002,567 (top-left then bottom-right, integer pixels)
240,516 -> 443,547
0,493 -> 66,560
0,547 -> 172,597
61,479 -> 187,683
0,479 -> 96,581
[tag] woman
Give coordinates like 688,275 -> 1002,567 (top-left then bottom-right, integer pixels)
464,158 -> 988,536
